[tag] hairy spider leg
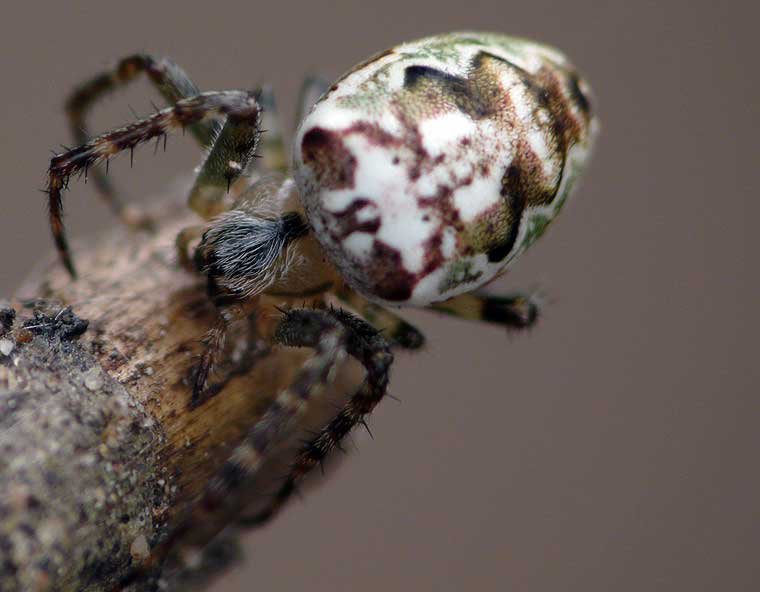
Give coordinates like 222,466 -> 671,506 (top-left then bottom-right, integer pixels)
186,100 -> 262,219
117,313 -> 351,588
429,291 -> 540,330
246,78 -> 329,179
334,286 -> 426,350
64,53 -> 218,227
232,295 -> 423,528
189,290 -> 261,409
207,309 -> 378,507
230,76 -> 328,182
46,91 -> 262,276
235,307 -> 393,529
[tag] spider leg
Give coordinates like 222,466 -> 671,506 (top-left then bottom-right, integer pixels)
235,307 -> 394,529
189,287 -> 260,409
239,78 -> 329,179
186,97 -> 263,219
123,309 -> 392,584
118,314 -> 351,587
335,286 -> 425,350
64,53 -> 217,227
46,90 -> 262,276
193,310 -> 357,528
237,293 -> 532,529
209,308 -> 378,495
429,291 -> 540,330
234,479 -> 295,528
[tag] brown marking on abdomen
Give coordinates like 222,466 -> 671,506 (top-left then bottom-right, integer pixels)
301,127 -> 357,190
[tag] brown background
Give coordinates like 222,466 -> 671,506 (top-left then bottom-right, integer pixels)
1,1 -> 757,590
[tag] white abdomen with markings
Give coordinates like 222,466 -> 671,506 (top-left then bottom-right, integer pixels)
293,31 -> 598,306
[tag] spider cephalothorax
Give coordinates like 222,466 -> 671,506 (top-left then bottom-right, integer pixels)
44,31 -> 597,580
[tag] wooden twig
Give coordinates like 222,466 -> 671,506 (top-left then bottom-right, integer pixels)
0,203 -> 360,591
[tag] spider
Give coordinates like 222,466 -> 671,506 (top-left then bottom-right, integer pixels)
44,31 -> 597,579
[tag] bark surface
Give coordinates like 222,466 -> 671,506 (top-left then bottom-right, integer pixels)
0,203 -> 358,591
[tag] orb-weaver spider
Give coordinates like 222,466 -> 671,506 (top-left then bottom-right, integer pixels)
44,31 -> 597,579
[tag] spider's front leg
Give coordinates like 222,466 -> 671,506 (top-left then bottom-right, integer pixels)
200,308 -> 368,511
46,90 -> 262,276
121,307 -> 393,587
335,286 -> 426,350
64,53 -> 218,228
118,313 -> 352,587
236,291 -> 537,529
188,288 -> 261,409
237,307 -> 394,528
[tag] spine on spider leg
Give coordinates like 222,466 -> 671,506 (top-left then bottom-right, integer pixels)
45,91 -> 262,276
65,54 -> 215,148
63,53 -> 218,212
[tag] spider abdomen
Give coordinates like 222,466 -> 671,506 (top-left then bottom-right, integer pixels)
293,31 -> 598,306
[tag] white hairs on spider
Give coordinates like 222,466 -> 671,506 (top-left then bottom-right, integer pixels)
200,207 -> 309,297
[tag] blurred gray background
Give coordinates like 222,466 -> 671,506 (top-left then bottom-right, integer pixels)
1,1 -> 757,590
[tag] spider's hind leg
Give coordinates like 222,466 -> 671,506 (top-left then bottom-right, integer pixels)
429,291 -> 540,331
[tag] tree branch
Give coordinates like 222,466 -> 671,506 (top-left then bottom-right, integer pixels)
0,201 -> 360,591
